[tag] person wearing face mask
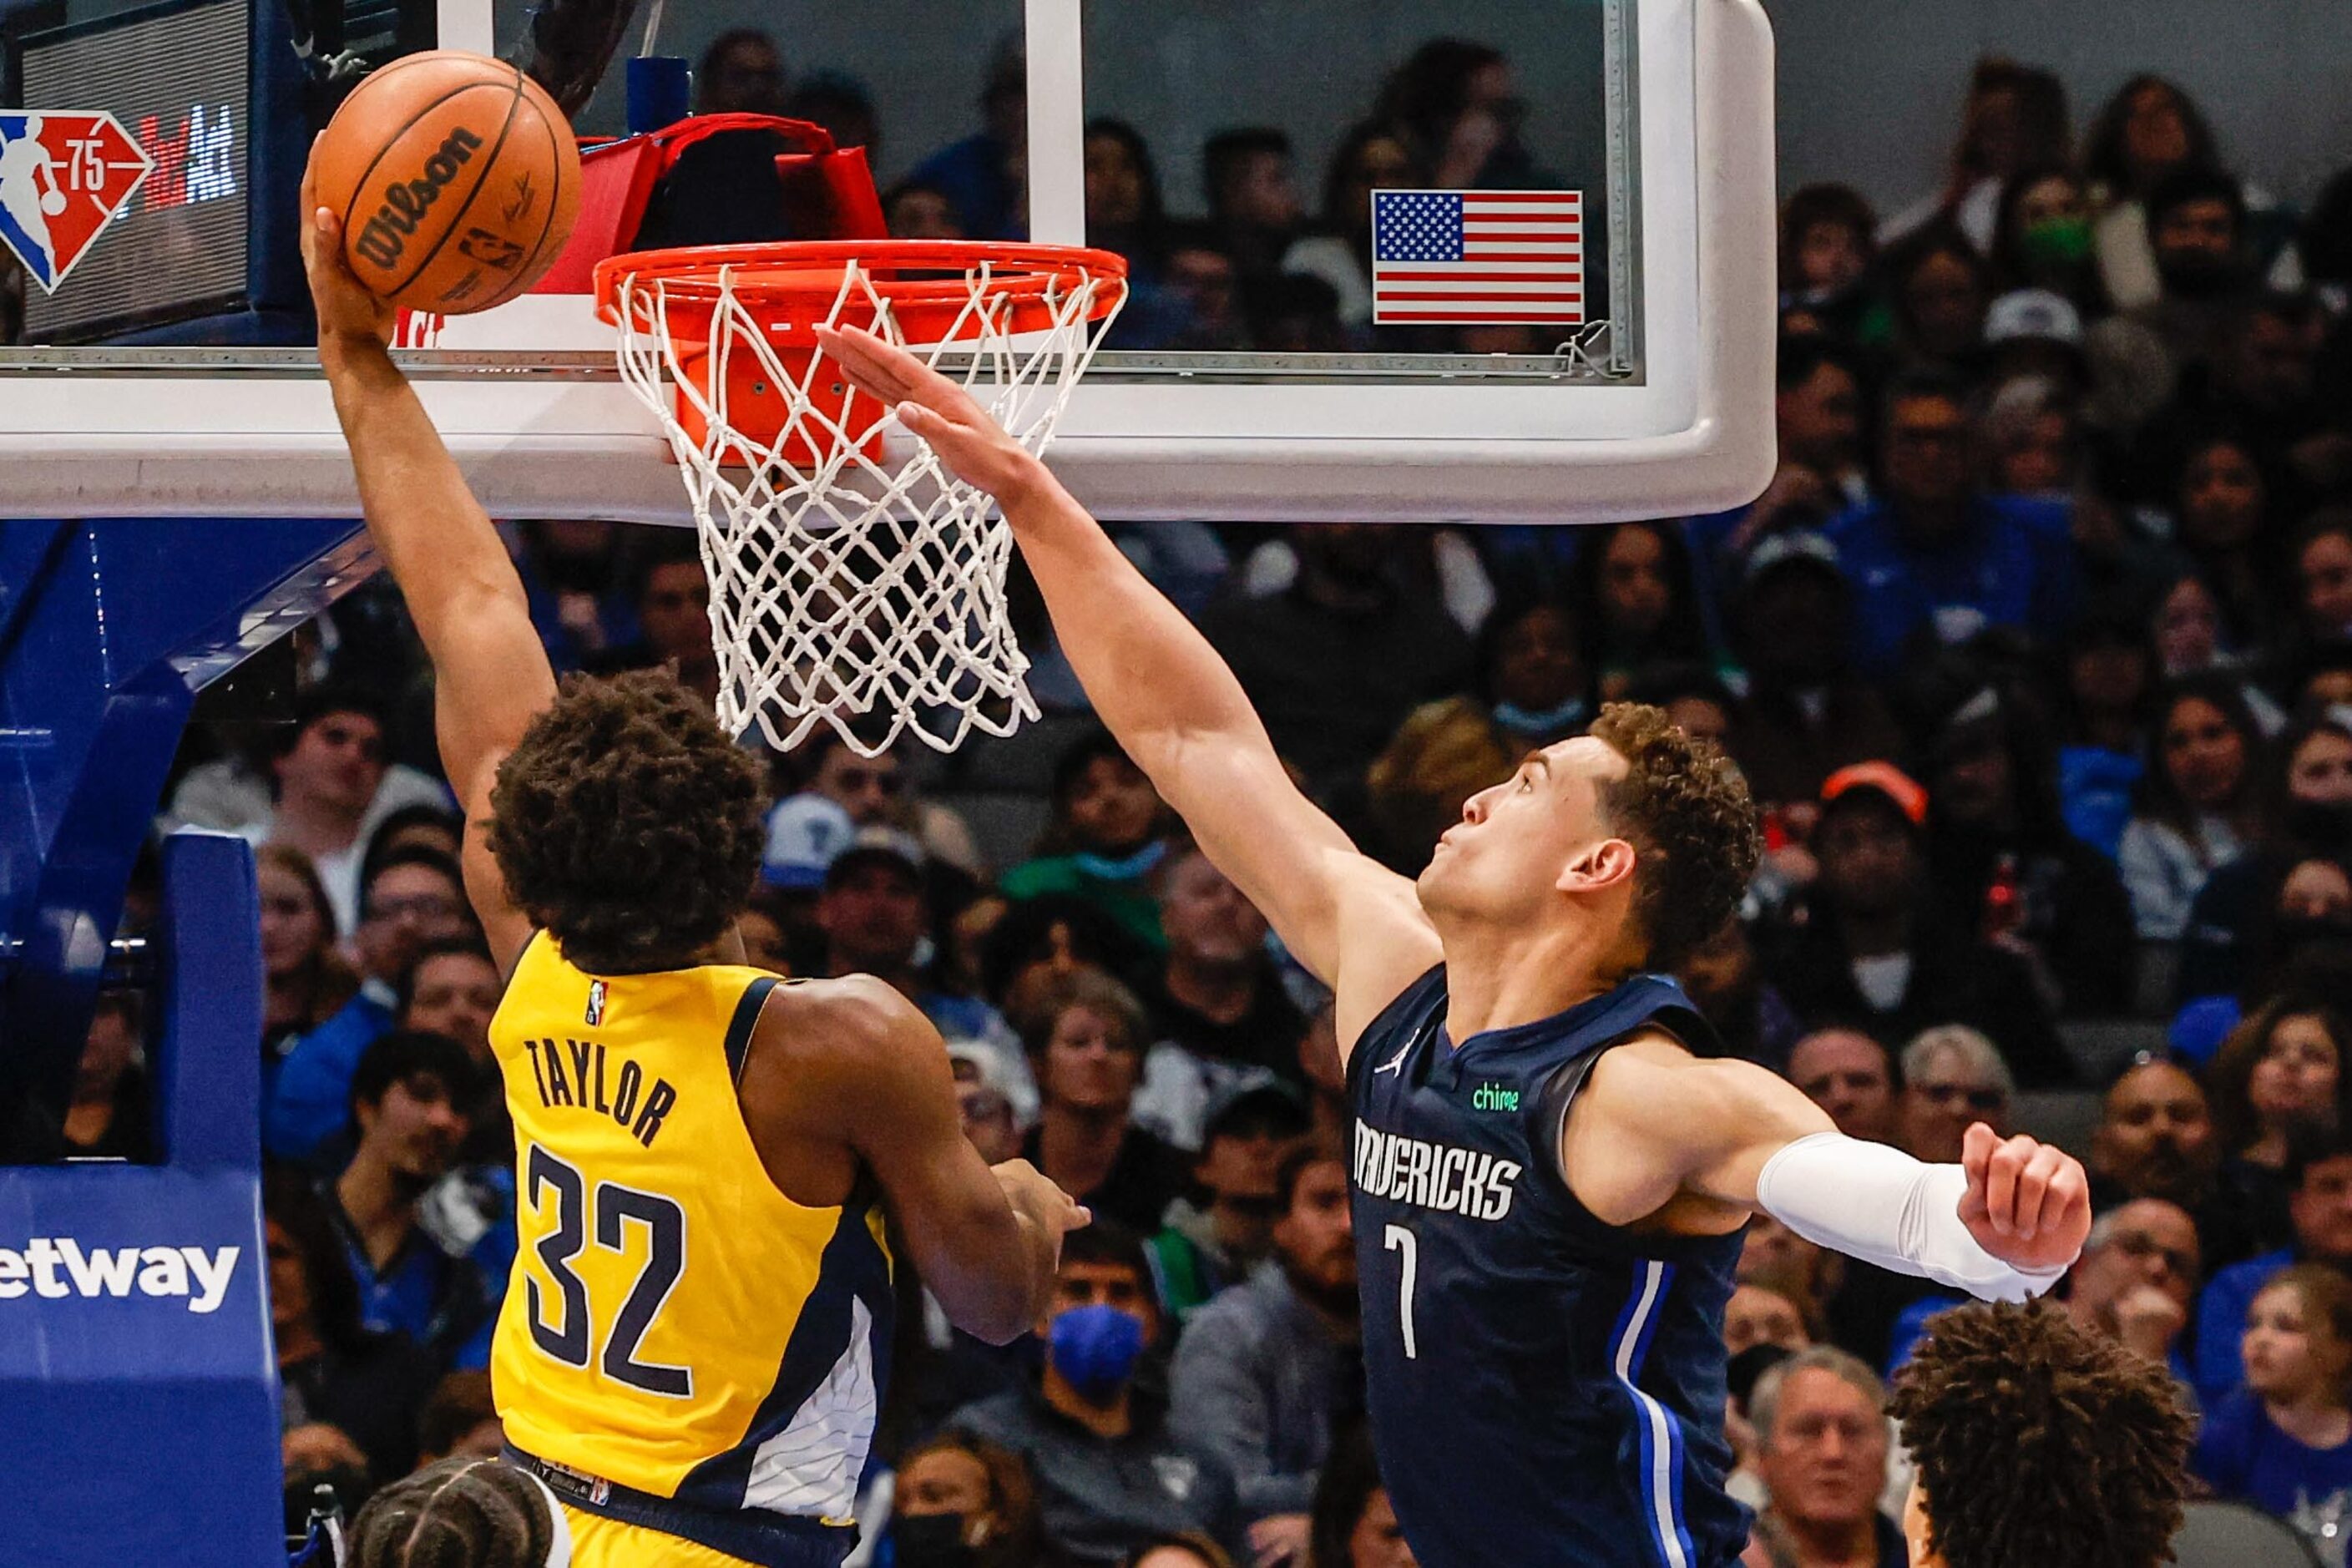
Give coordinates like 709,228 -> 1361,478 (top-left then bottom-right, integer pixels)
948,1227 -> 1247,1566
883,1434 -> 1055,1568
2177,714 -> 2352,1003
1990,168 -> 2111,315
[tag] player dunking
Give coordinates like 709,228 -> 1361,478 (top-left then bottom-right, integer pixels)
819,324 -> 2094,1568
300,180 -> 1089,1568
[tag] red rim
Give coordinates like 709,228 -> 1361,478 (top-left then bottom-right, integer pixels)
593,239 -> 1128,345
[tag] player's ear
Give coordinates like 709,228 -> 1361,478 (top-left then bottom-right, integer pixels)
1557,837 -> 1637,894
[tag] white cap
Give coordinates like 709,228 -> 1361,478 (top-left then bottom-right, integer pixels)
1985,288 -> 2084,348
762,792 -> 857,889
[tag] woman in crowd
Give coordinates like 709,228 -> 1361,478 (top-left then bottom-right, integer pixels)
1778,184 -> 1886,343
1988,165 -> 2111,314
1282,121 -> 1421,332
2119,674 -> 2267,939
888,1432 -> 1055,1568
1889,57 -> 2071,251
1019,969 -> 1188,1235
1308,1425 -> 1418,1568
2056,598 -> 2155,859
1567,522 -> 1712,701
2205,996 -> 2352,1266
2177,711 -> 2352,1000
1882,221 -> 1995,371
2084,75 -> 2230,310
1001,731 -> 1176,953
2172,427 -> 2291,655
2195,1264 -> 2352,1549
257,844 -> 357,1066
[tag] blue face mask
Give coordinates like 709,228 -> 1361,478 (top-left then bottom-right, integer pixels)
1491,695 -> 1589,738
1049,1303 -> 1145,1404
1072,840 -> 1166,883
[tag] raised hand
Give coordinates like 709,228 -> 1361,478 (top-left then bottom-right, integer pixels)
1957,1123 -> 2090,1274
814,324 -> 1042,498
299,157 -> 397,352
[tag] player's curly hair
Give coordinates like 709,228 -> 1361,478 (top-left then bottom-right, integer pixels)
346,1458 -> 554,1568
1889,1300 -> 2195,1568
1587,702 -> 1760,972
487,670 -> 767,974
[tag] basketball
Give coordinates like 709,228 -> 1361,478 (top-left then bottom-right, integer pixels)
311,50 -> 581,315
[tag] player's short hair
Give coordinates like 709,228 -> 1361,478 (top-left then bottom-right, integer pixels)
346,1457 -> 555,1568
1586,702 -> 1761,973
488,670 -> 768,974
1747,1345 -> 1884,1449
1890,1300 -> 2193,1568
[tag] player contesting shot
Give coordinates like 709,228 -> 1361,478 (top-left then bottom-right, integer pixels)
299,175 -> 1090,1568
818,323 -> 2093,1568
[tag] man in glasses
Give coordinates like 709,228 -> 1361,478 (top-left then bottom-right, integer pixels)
800,726 -> 985,878
1899,1027 -> 2015,1166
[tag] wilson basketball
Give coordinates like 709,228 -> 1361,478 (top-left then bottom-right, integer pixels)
311,51 -> 581,315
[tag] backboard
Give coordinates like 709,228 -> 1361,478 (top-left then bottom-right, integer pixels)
0,0 -> 1775,524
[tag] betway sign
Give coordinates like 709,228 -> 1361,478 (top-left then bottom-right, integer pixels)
0,1238 -> 240,1314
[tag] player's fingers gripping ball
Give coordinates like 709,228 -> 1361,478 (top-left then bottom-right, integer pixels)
309,50 -> 581,314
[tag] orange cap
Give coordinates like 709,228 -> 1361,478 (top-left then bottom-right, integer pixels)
1819,761 -> 1930,827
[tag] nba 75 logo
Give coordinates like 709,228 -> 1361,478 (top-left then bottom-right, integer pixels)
0,113 -> 153,293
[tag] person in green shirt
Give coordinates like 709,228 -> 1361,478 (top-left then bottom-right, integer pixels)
1001,728 -> 1176,952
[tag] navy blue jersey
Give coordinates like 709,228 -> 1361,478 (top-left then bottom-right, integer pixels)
1348,966 -> 1750,1568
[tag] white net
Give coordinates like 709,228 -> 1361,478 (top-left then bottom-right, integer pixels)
605,250 -> 1125,756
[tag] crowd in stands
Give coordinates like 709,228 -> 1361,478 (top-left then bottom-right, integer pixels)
18,27 -> 2352,1568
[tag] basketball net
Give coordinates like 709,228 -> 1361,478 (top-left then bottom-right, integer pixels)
603,251 -> 1125,756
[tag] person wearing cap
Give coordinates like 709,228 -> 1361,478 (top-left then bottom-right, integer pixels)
1170,1143 -> 1361,1568
796,726 -> 986,879
1723,531 -> 1905,810
1768,761 -> 2068,1088
1149,1075 -> 1313,1322
820,826 -> 1038,1120
1981,289 -> 2089,393
1823,369 -> 2077,680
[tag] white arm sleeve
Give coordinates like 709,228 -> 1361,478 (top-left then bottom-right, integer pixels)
1753,1131 -> 2071,1303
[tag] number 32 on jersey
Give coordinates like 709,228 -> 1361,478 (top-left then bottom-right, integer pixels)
522,1143 -> 694,1396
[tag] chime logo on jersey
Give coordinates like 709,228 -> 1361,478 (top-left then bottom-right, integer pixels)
0,113 -> 152,293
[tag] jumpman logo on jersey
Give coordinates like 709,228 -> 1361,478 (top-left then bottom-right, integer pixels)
1375,1016 -> 1434,1077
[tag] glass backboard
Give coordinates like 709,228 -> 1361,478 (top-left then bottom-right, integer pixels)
0,0 -> 1775,523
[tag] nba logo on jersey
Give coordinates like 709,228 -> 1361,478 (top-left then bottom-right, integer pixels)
585,979 -> 607,1026
0,112 -> 150,294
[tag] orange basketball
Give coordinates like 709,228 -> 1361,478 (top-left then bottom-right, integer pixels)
311,50 -> 581,315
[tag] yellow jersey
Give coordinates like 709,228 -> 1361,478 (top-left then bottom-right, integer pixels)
488,933 -> 893,1549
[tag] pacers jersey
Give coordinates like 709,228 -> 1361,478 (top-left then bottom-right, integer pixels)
488,934 -> 893,1566
1349,967 -> 1749,1568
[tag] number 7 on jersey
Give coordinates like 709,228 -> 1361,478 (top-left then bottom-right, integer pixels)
1384,1223 -> 1419,1360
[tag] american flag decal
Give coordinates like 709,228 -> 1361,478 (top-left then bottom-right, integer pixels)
1370,189 -> 1586,326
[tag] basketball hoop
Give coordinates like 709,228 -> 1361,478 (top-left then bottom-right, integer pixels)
591,240 -> 1127,756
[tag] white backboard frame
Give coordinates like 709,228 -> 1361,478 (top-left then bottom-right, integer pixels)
0,0 -> 1775,524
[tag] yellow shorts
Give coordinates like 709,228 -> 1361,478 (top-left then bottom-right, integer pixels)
560,1504 -> 761,1568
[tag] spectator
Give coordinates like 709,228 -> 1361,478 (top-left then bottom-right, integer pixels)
327,1030 -> 494,1370
2062,1199 -> 2203,1383
2194,1264 -> 2352,1545
905,36 -> 1027,240
2203,995 -> 2352,1267
1881,225 -> 1993,372
1779,185 -> 1884,343
885,1432 -> 1052,1568
1142,840 -> 1308,1090
1002,731 -> 1176,954
1727,1278 -> 1817,1357
1305,1424 -> 1415,1568
792,727 -> 985,878
1674,917 -> 1803,1070
1889,1301 -> 2195,1568
1020,969 -> 1189,1236
781,71 -> 878,157
1171,1145 -> 1360,1565
2053,599 -> 2154,858
1282,122 -> 1420,331
2132,164 -> 2260,372
2088,1057 -> 2217,1211
2167,427 -> 2288,650
1203,128 -> 1302,281
950,1225 -> 1245,1565
1896,1026 -> 2014,1166
1366,589 -> 1592,868
1151,1078 -> 1313,1321
258,846 -> 359,1067
2118,674 -> 2265,940
1888,58 -> 2071,253
1200,525 -> 1473,824
985,893 -> 1154,1024
1159,230 -> 1247,351
265,1168 -> 437,1480
1295,1006 -> 1348,1152
887,178 -> 966,240
511,519 -> 632,672
1919,679 -> 2136,1014
1771,763 -> 2066,1085
1569,522 -> 1713,702
1825,371 -> 2075,678
1722,534 -> 1906,812
2084,75 -> 2227,310
694,28 -> 787,116
396,937 -> 498,1070
818,829 -> 1031,1112
1085,119 -> 1171,275
950,1045 -> 1023,1164
1988,166 -> 2109,313
33,991 -> 150,1162
1787,1029 -> 1899,1144
358,803 -> 463,879
2195,1126 -> 2352,1403
2295,509 -> 2352,655
2176,711 -> 2352,999
1129,1537 -> 1235,1568
266,847 -> 473,1166
1977,372 -> 2085,497
1738,1348 -> 1905,1568
1374,38 -> 1545,191
167,685 -> 451,932
584,535 -> 717,707
413,1370 -> 503,1466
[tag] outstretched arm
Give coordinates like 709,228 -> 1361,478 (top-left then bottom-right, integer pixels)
1566,1038 -> 2088,1300
817,326 -> 1440,1053
302,171 -> 551,968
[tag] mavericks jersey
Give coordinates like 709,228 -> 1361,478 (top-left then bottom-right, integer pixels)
1349,968 -> 1749,1568
488,935 -> 893,1561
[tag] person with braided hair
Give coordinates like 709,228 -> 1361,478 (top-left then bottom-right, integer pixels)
347,1458 -> 567,1568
